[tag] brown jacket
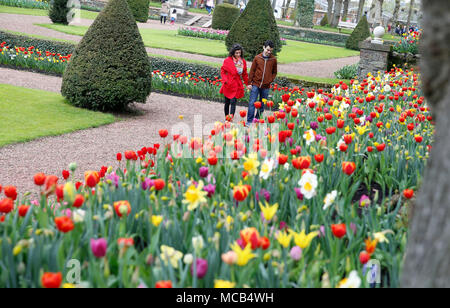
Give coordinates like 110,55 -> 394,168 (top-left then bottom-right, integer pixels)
248,53 -> 277,89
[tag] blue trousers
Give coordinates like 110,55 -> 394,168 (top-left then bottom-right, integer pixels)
247,86 -> 270,125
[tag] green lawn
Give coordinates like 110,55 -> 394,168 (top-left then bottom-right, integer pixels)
0,84 -> 116,147
0,5 -> 99,19
36,24 -> 359,63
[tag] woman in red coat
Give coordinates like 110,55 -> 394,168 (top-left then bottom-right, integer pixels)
220,44 -> 249,121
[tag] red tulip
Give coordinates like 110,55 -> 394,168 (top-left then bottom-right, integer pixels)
208,156 -> 218,166
376,144 -> 386,152
42,272 -> 62,289
337,119 -> 345,128
154,179 -> 165,191
254,101 -> 262,109
359,251 -> 370,264
34,173 -> 46,186
116,153 -> 122,161
314,154 -> 324,163
415,136 -> 423,143
3,186 -> 17,201
85,171 -> 100,188
331,224 -> 347,238
114,200 -> 131,217
0,198 -> 14,214
403,189 -> 414,199
278,154 -> 288,165
259,236 -> 270,250
292,156 -> 311,170
239,110 -> 247,118
73,195 -> 85,208
155,280 -> 173,288
342,162 -> 356,176
159,129 -> 169,138
62,170 -> 70,180
54,216 -> 75,233
18,205 -> 30,218
343,135 -> 353,144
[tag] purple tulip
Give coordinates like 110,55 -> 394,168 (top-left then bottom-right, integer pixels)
310,122 -> 319,130
237,238 -> 246,249
317,225 -> 326,238
106,172 -> 119,188
91,238 -> 107,258
191,258 -> 208,279
350,223 -> 357,235
199,166 -> 209,178
279,221 -> 288,230
290,246 -> 302,261
294,188 -> 304,200
315,134 -> 323,142
324,108 -> 329,113
142,178 -> 154,190
203,184 -> 216,198
288,137 -> 294,147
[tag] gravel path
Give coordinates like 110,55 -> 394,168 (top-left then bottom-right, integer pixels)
0,13 -> 359,78
0,67 -> 246,196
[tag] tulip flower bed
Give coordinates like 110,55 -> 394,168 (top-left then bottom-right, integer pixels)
177,27 -> 287,45
0,67 -> 433,288
393,31 -> 421,55
0,42 -> 70,75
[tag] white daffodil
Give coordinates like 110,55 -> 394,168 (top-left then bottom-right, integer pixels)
303,129 -> 316,146
323,191 -> 338,210
298,171 -> 318,200
259,158 -> 275,180
338,271 -> 362,288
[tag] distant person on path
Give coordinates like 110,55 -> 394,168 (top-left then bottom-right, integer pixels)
206,0 -> 214,15
160,0 -> 170,24
239,1 -> 246,13
220,44 -> 249,121
170,9 -> 177,25
246,40 -> 277,126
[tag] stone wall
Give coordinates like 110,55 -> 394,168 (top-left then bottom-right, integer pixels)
358,39 -> 391,79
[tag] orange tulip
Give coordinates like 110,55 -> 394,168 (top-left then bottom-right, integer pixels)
42,272 -> 62,289
85,171 -> 100,188
342,162 -> 356,176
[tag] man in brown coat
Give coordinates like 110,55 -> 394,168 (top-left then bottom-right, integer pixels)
246,40 -> 277,126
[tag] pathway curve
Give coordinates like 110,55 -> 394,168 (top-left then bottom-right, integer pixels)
0,67 -> 245,195
0,13 -> 359,78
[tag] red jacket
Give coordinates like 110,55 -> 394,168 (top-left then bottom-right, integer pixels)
219,56 -> 249,99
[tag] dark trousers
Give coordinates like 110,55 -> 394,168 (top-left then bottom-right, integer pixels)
224,97 -> 237,117
160,16 -> 167,24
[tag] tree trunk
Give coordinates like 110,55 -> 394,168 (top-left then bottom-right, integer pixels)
391,0 -> 400,26
281,0 -> 287,18
283,0 -> 292,19
378,0 -> 384,26
272,0 -> 277,10
327,0 -> 334,23
406,0 -> 415,29
342,0 -> 350,21
401,0 -> 450,288
357,0 -> 365,23
331,0 -> 343,27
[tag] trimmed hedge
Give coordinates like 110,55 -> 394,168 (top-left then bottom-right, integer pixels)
297,0 -> 315,28
62,0 -> 152,111
126,0 -> 150,23
0,31 -> 77,54
345,15 -> 371,50
49,0 -> 70,25
212,3 -> 240,30
226,0 -> 281,61
278,27 -> 349,45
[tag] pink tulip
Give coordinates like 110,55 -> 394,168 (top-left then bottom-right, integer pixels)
91,238 -> 108,258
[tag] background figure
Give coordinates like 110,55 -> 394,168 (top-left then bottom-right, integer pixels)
170,9 -> 177,25
160,0 -> 170,24
206,0 -> 214,15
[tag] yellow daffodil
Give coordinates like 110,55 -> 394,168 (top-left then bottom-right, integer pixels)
151,215 -> 163,227
243,153 -> 260,176
160,245 -> 183,269
373,230 -> 394,243
259,202 -> 278,221
231,242 -> 256,266
214,280 -> 236,288
182,181 -> 207,211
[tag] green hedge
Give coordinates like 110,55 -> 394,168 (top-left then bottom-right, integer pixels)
49,0 -> 70,25
297,0 -> 315,28
0,31 -> 77,54
345,15 -> 371,50
278,27 -> 349,45
126,0 -> 150,23
212,3 -> 240,30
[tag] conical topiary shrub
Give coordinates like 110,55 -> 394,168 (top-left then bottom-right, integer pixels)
345,15 -> 371,50
212,3 -> 240,30
225,0 -> 281,61
320,14 -> 328,27
49,0 -> 70,25
61,0 -> 152,111
127,0 -> 150,23
297,0 -> 315,28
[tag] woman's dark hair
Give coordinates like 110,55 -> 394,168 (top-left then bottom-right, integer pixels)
229,44 -> 244,58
